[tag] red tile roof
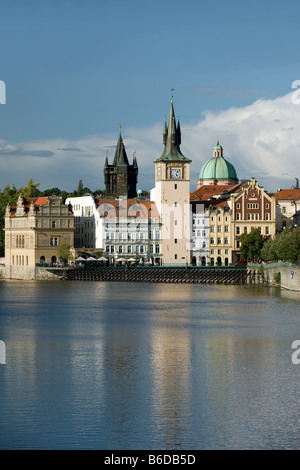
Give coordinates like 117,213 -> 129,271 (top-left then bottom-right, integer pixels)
190,182 -> 247,201
95,197 -> 160,219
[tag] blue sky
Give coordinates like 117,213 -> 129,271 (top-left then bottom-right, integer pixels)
0,0 -> 300,192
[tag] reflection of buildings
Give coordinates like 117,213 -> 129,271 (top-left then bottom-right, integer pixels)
4,195 -> 74,278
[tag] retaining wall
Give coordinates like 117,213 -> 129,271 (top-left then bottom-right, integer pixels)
248,263 -> 300,291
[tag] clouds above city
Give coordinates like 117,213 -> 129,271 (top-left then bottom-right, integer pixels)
0,91 -> 299,193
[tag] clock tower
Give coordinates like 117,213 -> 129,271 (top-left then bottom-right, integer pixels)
154,96 -> 192,266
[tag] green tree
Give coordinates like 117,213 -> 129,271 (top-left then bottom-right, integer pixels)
277,227 -> 300,262
57,243 -> 73,264
19,178 -> 40,198
240,227 -> 264,262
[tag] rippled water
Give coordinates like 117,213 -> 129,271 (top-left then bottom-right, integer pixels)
0,280 -> 300,449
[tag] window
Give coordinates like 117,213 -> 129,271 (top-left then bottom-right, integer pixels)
236,227 -> 240,235
210,238 -> 214,244
282,206 -> 287,213
217,238 -> 222,245
118,245 -> 123,254
149,244 -> 154,254
217,225 -> 222,232
155,244 -> 160,254
174,184 -> 177,190
266,227 -> 269,234
175,238 -> 178,244
244,227 -> 247,233
174,254 -> 177,260
210,226 -> 215,232
127,245 -> 132,253
225,238 -> 229,245
202,230 -> 206,236
225,226 -> 229,232
50,237 -> 58,246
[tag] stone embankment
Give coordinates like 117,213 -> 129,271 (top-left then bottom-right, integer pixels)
61,265 -> 248,284
247,262 -> 300,291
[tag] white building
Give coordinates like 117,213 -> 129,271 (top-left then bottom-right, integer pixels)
65,194 -> 104,250
191,202 -> 209,266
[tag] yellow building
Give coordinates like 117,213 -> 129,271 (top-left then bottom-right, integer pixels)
4,195 -> 74,279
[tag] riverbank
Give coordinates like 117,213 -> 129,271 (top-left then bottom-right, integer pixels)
248,262 -> 300,291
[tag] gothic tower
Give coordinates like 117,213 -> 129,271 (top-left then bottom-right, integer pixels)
154,95 -> 192,265
104,127 -> 138,198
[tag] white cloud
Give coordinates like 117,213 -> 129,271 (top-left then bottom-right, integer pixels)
0,92 -> 299,193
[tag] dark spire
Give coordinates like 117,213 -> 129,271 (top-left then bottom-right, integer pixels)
113,125 -> 129,167
155,94 -> 191,163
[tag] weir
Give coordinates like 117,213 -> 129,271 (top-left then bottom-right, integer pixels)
61,265 -> 248,284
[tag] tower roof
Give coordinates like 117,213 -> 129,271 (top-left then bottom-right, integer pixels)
113,126 -> 129,167
154,97 -> 191,163
199,142 -> 237,182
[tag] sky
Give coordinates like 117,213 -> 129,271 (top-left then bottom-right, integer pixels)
0,0 -> 300,194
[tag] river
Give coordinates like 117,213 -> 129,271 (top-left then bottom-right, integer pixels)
0,280 -> 300,449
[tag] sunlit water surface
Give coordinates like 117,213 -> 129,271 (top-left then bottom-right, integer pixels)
0,280 -> 300,449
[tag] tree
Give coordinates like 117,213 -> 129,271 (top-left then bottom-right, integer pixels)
277,227 -> 300,262
76,179 -> 84,197
57,243 -> 73,264
240,227 -> 264,262
20,179 -> 40,198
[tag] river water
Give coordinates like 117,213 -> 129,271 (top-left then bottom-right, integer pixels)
0,280 -> 300,450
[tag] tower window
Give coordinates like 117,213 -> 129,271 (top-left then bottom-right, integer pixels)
174,184 -> 177,189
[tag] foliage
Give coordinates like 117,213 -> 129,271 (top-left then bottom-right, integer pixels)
273,272 -> 281,284
57,243 -> 73,262
261,227 -> 300,263
240,227 -> 264,262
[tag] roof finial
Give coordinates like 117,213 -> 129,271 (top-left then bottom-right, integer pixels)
171,88 -> 174,102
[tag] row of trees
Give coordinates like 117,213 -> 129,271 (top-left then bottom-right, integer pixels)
0,178 -> 106,256
240,226 -> 300,263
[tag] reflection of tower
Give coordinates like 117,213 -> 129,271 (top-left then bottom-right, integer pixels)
104,126 -> 138,198
154,95 -> 192,266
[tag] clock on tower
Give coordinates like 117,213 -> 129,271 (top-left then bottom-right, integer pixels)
153,95 -> 192,266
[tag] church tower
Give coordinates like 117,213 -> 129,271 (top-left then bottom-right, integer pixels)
154,95 -> 192,265
104,127 -> 138,198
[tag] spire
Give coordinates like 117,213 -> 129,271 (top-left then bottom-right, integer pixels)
155,93 -> 191,163
113,125 -> 129,167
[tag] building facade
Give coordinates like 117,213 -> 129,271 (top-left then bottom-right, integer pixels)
230,178 -> 276,262
4,195 -> 74,279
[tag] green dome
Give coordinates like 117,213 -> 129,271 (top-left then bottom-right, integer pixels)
199,155 -> 237,181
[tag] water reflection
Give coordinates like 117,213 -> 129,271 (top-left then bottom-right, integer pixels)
0,281 -> 300,449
